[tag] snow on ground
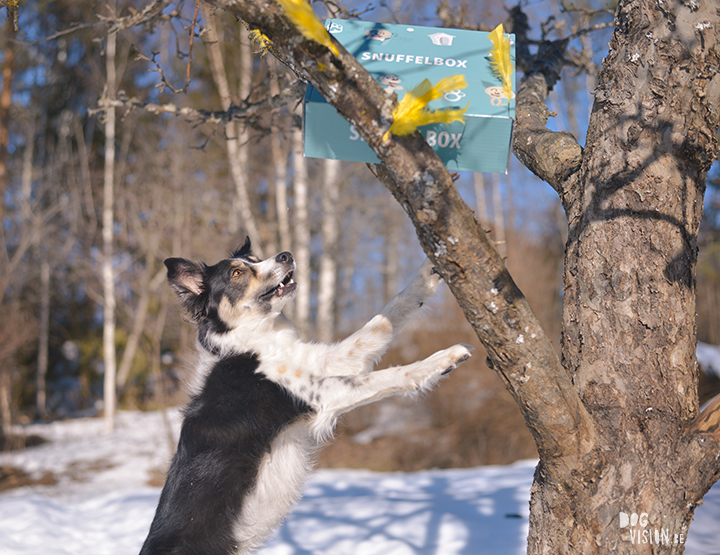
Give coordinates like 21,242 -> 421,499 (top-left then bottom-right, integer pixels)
0,410 -> 719,555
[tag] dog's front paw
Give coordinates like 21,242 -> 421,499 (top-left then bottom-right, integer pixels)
411,344 -> 473,390
438,343 -> 474,375
408,258 -> 443,303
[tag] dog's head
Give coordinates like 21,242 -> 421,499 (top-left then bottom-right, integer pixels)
165,237 -> 297,336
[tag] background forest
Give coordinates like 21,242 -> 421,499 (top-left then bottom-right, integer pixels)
1,0 -> 719,471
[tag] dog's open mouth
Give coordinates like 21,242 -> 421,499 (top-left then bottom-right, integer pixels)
260,270 -> 296,300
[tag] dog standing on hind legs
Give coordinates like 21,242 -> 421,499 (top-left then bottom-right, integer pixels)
140,237 -> 473,555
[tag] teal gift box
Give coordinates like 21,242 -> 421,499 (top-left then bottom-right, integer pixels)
303,20 -> 515,174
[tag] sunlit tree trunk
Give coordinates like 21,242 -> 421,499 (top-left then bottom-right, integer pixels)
36,260 -> 49,419
290,110 -> 310,334
316,158 -> 340,341
202,9 -> 263,255
473,172 -> 489,229
382,209 -> 399,304
270,64 -> 291,253
102,18 -> 118,433
490,173 -> 506,258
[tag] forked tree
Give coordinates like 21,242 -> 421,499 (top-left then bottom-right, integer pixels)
206,0 -> 719,553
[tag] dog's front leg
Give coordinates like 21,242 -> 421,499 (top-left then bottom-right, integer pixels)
309,343 -> 473,439
328,259 -> 442,373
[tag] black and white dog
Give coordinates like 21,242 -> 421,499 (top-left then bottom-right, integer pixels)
140,238 -> 472,555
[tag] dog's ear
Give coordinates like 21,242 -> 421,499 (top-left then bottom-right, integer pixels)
232,236 -> 252,259
165,258 -> 207,319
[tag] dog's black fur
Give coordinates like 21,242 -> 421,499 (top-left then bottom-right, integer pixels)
139,353 -> 312,555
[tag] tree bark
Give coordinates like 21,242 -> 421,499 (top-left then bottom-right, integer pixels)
316,158 -> 340,342
269,63 -> 292,253
0,16 -> 13,197
290,108 -> 311,334
206,0 -> 720,552
36,260 -> 49,419
528,1 -> 720,552
102,15 -> 118,434
202,9 -> 264,255
116,264 -> 165,390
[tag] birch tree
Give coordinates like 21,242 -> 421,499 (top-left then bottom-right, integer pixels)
204,0 -> 720,553
102,10 -> 118,433
316,158 -> 340,341
203,9 -> 264,255
290,105 -> 311,333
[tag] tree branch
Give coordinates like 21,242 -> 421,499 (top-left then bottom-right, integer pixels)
507,7 -> 583,210
207,0 -> 602,476
92,79 -> 305,130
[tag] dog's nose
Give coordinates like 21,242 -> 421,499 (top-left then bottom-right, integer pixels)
275,252 -> 293,265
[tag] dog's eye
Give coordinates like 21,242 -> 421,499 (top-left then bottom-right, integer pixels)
232,269 -> 243,278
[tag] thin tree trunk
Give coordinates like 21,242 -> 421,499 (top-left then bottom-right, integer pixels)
19,127 -> 48,419
0,18 -> 16,308
150,288 -> 175,453
316,158 -> 340,341
74,118 -> 96,236
383,211 -> 399,304
116,265 -> 165,390
0,370 -> 11,436
0,18 -> 13,198
36,260 -> 49,419
473,172 -> 489,228
270,64 -> 291,253
290,111 -> 310,334
202,10 -> 263,254
491,173 -> 506,258
102,19 -> 118,433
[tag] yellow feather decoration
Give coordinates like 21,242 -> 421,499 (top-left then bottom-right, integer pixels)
248,30 -> 272,56
384,75 -> 468,141
275,0 -> 340,56
488,24 -> 513,100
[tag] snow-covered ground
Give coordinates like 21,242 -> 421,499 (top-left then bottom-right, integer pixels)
0,410 -> 719,555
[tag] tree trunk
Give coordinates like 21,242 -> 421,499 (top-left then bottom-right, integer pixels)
270,64 -> 292,253
527,1 -> 720,552
116,264 -> 165,390
207,0 -> 720,552
102,18 -> 118,434
382,211 -> 400,304
0,17 -> 16,303
490,173 -> 506,258
202,9 -> 264,254
473,172 -> 489,229
0,17 -> 13,197
290,109 -> 311,334
316,158 -> 340,341
36,260 -> 50,419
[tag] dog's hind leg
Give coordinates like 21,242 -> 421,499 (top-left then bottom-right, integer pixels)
309,343 -> 473,439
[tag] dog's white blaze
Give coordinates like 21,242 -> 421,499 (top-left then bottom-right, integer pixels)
233,420 -> 316,554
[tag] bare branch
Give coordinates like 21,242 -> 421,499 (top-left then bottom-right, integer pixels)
506,7 -> 583,209
512,72 -> 583,210
91,79 -> 305,129
101,0 -> 177,34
